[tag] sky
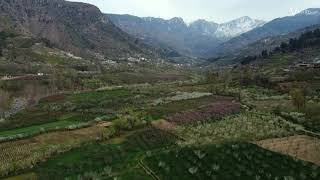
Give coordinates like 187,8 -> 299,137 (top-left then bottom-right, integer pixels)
68,0 -> 320,23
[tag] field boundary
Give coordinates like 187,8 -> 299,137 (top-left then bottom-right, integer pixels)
139,158 -> 161,180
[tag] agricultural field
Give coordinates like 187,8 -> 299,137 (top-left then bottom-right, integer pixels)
0,125 -> 105,177
2,2 -> 320,179
166,100 -> 241,124
6,128 -> 177,180
255,135 -> 320,165
173,112 -> 301,146
143,142 -> 320,180
1,70 -> 320,180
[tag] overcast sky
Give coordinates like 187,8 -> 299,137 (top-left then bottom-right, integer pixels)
68,0 -> 320,23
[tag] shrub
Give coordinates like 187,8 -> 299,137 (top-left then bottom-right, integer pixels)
304,103 -> 320,125
290,89 -> 306,111
113,107 -> 147,131
101,126 -> 117,140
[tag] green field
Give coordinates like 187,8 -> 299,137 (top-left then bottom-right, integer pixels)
31,128 -> 177,180
0,114 -> 95,138
144,142 -> 320,180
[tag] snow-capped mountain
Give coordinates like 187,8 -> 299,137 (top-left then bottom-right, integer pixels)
297,8 -> 320,16
214,16 -> 266,39
188,17 -> 265,40
107,14 -> 265,57
212,8 -> 320,57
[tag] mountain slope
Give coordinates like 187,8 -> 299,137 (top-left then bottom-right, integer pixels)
107,14 -> 264,58
207,25 -> 320,66
214,16 -> 265,40
107,14 -> 223,58
236,24 -> 320,57
213,8 -> 320,57
189,19 -> 219,36
0,0 -> 153,59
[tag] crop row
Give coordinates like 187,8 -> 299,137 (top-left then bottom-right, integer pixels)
144,142 -> 320,180
0,126 -> 104,177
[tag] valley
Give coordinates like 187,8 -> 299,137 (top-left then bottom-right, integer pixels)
0,0 -> 320,179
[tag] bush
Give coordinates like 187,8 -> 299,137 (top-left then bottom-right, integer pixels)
305,103 -> 320,121
113,107 -> 148,131
101,126 -> 117,140
290,89 -> 306,111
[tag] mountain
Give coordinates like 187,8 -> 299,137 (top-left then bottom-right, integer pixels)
107,14 -> 222,58
207,24 -> 320,66
0,0 -> 153,59
213,8 -> 320,57
236,24 -> 320,57
189,19 -> 219,37
214,16 -> 265,40
189,17 -> 265,40
107,14 -> 264,58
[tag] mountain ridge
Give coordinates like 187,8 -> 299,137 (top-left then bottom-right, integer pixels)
107,14 -> 264,58
0,0 -> 154,59
212,8 -> 320,57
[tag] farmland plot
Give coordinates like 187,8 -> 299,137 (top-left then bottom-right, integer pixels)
166,100 -> 241,124
174,112 -> 301,146
0,126 -> 104,177
19,128 -> 177,180
256,135 -> 320,165
143,143 -> 320,180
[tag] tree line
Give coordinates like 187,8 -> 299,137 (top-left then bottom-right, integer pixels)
241,28 -> 320,65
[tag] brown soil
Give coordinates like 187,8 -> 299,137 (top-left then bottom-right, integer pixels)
166,100 -> 241,124
40,94 -> 66,103
97,121 -> 112,127
255,135 -> 320,165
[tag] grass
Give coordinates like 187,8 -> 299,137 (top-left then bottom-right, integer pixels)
0,112 -> 99,137
0,114 -> 95,138
69,89 -> 133,103
144,142 -> 320,180
3,172 -> 37,180
100,71 -> 188,85
0,89 -> 135,132
123,128 -> 178,151
28,128 -> 177,180
0,110 -> 64,131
